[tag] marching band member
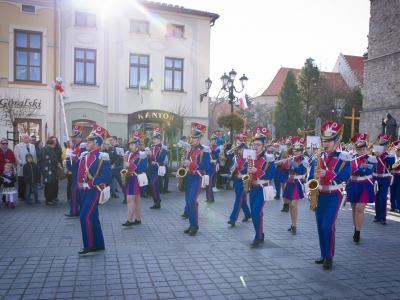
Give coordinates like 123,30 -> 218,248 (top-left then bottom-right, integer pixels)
248,126 -> 276,247
65,124 -> 87,218
276,136 -> 293,212
76,124 -> 112,254
181,122 -> 210,236
205,130 -> 220,203
122,131 -> 148,227
282,136 -> 308,235
373,134 -> 395,225
148,128 -> 167,209
228,134 -> 251,226
309,121 -> 350,269
390,141 -> 400,213
346,133 -> 376,243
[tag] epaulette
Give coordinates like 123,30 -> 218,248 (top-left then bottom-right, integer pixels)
388,151 -> 395,158
367,155 -> 377,163
265,154 -> 275,162
138,151 -> 148,159
79,142 -> 87,149
99,152 -> 110,161
79,151 -> 88,159
202,146 -> 211,153
161,145 -> 168,150
338,151 -> 352,161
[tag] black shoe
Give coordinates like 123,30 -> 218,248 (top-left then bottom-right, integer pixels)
287,225 -> 293,231
122,199 -> 127,204
181,214 -> 188,218
285,203 -> 289,212
315,257 -> 325,264
189,226 -> 199,236
132,219 -> 141,225
323,258 -> 333,269
390,208 -> 395,212
115,189 -> 119,192
164,190 -> 171,193
227,221 -> 235,226
150,204 -> 161,209
242,216 -> 251,222
140,194 -> 148,198
381,221 -> 386,225
53,198 -> 59,202
184,227 -> 191,234
274,196 -> 280,200
281,203 -> 287,212
46,201 -> 54,205
226,186 -> 233,190
35,201 -> 41,204
373,219 -> 380,222
205,199 -> 214,203
395,209 -> 400,213
111,193 -> 119,199
122,221 -> 134,227
160,191 -> 166,194
65,214 -> 79,218
78,246 -> 105,254
291,226 -> 297,235
353,230 -> 360,243
250,239 -> 261,247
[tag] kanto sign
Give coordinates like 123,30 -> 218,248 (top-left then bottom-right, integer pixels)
128,110 -> 178,125
0,98 -> 42,109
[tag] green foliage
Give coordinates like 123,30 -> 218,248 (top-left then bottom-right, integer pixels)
217,113 -> 245,133
342,86 -> 363,142
297,58 -> 323,130
273,69 -> 303,137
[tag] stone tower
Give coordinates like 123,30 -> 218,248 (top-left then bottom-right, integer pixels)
360,0 -> 400,141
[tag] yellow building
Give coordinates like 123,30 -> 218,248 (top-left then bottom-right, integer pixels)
0,0 -> 59,147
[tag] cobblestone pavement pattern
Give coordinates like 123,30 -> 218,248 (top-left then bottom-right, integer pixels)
1,178 -> 400,299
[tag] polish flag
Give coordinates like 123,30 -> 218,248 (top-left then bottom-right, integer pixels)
239,96 -> 248,109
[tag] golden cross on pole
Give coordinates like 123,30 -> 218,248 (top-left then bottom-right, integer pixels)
344,108 -> 360,137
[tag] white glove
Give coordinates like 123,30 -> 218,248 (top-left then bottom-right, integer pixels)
4,179 -> 11,183
66,148 -> 75,158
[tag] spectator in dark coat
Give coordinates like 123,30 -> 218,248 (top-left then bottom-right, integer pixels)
42,139 -> 62,205
22,153 -> 41,204
50,136 -> 62,201
34,140 -> 44,189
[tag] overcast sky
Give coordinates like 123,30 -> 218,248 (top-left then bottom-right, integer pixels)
167,0 -> 370,98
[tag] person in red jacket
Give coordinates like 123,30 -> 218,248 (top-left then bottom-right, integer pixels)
0,138 -> 16,202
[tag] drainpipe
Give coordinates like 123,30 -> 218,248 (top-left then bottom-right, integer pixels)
53,0 -> 57,138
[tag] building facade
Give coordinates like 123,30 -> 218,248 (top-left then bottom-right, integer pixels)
359,0 -> 400,140
0,0 -> 59,148
0,0 -> 219,147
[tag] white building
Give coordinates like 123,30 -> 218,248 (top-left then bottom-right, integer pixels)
61,0 -> 219,141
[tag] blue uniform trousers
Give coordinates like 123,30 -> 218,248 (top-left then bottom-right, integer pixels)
184,174 -> 202,227
230,179 -> 251,222
315,191 -> 341,258
69,176 -> 80,215
375,177 -> 390,221
79,188 -> 104,248
390,176 -> 400,210
249,186 -> 265,240
206,163 -> 217,200
150,165 -> 161,203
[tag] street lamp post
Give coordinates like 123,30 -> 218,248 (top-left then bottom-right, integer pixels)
202,69 -> 248,142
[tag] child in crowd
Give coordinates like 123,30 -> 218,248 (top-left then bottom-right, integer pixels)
1,163 -> 17,208
23,153 -> 41,204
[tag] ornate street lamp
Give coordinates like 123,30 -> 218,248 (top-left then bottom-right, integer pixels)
199,77 -> 213,102
206,69 -> 249,142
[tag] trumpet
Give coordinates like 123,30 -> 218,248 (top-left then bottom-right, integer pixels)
227,145 -> 240,154
275,154 -> 302,164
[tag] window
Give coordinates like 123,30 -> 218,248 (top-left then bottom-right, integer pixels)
14,30 -> 42,82
129,54 -> 149,88
165,58 -> 183,91
22,5 -> 35,13
166,24 -> 184,38
74,48 -> 96,85
130,20 -> 149,34
75,12 -> 96,28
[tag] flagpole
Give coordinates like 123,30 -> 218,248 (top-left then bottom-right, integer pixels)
51,77 -> 71,148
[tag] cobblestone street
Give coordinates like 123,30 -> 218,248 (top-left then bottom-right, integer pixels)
1,178 -> 400,299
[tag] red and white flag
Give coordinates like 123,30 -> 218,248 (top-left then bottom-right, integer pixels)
239,96 -> 248,109
138,80 -> 143,104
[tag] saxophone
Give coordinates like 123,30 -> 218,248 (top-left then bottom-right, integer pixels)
120,151 -> 129,186
242,156 -> 253,193
307,149 -> 321,211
